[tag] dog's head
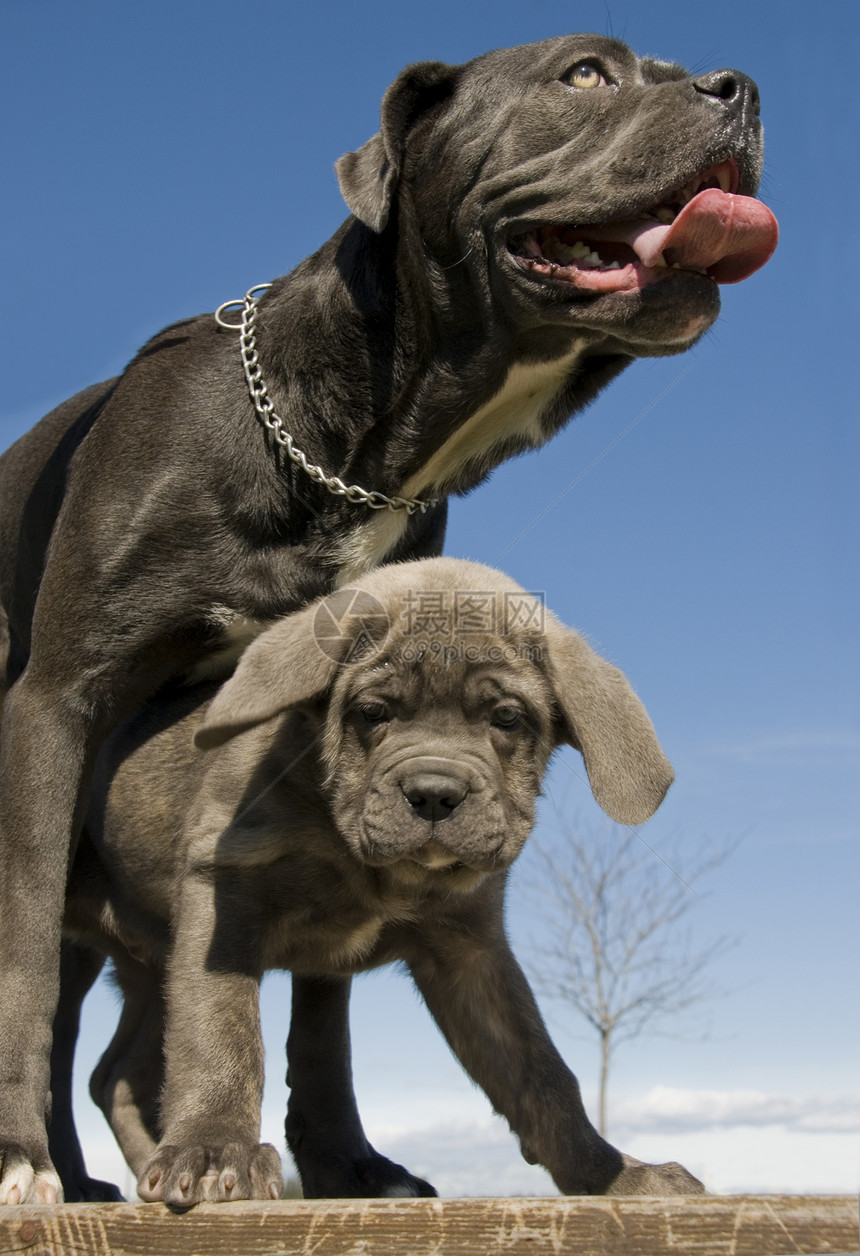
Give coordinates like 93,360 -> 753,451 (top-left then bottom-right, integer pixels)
336,35 -> 777,356
195,559 -> 673,891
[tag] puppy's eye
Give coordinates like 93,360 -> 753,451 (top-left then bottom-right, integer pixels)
357,702 -> 389,726
492,705 -> 523,730
565,62 -> 608,90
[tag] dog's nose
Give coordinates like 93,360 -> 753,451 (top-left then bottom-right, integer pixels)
402,771 -> 467,823
693,68 -> 760,117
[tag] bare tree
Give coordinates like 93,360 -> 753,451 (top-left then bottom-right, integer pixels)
518,815 -> 736,1136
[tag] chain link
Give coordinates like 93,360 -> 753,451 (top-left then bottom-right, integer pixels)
215,285 -> 437,516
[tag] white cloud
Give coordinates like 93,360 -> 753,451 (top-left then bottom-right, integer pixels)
74,1067 -> 860,1200
620,1127 -> 860,1196
361,1087 -> 860,1197
365,1118 -> 554,1198
365,1108 -> 860,1198
612,1086 -> 860,1134
74,1097 -> 860,1200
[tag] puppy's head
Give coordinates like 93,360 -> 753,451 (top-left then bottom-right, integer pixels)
195,559 -> 673,889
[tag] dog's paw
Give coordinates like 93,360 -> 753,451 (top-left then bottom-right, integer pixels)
294,1145 -> 437,1199
351,1150 -> 437,1199
606,1154 -> 705,1196
64,1176 -> 125,1203
0,1146 -> 63,1205
138,1141 -> 283,1207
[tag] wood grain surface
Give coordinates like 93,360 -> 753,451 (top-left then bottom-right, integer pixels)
1,1195 -> 857,1256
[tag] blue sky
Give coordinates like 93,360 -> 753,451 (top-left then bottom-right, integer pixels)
2,0 -> 857,1197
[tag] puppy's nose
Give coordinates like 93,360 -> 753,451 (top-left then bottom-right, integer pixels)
402,772 -> 467,823
693,68 -> 760,117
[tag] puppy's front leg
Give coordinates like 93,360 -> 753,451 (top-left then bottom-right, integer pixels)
138,873 -> 282,1207
408,918 -> 703,1196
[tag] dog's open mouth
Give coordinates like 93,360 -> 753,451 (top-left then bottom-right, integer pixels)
509,160 -> 778,292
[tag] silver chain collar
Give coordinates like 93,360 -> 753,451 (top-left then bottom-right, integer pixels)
215,284 -> 437,516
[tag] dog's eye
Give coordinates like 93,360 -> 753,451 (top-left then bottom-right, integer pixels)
357,702 -> 389,726
565,62 -> 608,90
492,705 -> 522,730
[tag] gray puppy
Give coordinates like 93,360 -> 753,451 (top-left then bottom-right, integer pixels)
0,31 -> 776,1202
60,558 -> 702,1205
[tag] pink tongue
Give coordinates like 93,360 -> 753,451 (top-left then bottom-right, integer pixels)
627,189 -> 779,283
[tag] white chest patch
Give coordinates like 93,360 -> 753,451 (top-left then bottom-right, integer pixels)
336,345 -> 585,586
186,607 -> 269,683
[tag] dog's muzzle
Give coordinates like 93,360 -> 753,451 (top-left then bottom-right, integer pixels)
356,753 -> 509,872
400,761 -> 469,824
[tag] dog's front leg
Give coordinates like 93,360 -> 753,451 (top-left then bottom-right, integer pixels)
0,677 -> 100,1206
138,873 -> 282,1207
408,925 -> 704,1196
285,975 -> 435,1198
47,942 -> 124,1202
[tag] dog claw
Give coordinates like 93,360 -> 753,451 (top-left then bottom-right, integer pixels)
139,1142 -> 283,1206
0,1158 -> 63,1206
138,1166 -> 164,1202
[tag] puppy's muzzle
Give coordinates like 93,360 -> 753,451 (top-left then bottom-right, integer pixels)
400,759 -> 469,824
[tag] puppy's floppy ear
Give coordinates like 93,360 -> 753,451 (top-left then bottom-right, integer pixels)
335,60 -> 456,232
541,614 -> 674,826
195,585 -> 393,750
194,603 -> 336,751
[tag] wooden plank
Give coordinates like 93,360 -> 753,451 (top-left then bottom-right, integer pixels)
0,1195 -> 857,1256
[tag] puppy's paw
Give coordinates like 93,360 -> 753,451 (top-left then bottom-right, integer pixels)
0,1146 -> 63,1205
138,1141 -> 283,1207
606,1154 -> 705,1196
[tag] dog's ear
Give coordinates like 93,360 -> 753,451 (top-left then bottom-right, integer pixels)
194,586 -> 392,750
193,603 -> 336,750
541,615 -> 674,826
335,60 -> 456,232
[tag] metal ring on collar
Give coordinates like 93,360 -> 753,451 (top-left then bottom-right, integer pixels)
214,299 -> 245,329
215,284 -> 273,330
216,282 -> 438,517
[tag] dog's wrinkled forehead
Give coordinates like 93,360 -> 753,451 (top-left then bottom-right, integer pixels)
468,34 -> 685,87
330,598 -> 549,701
321,566 -> 552,720
437,33 -> 693,138
407,32 -> 762,226
338,644 -> 551,711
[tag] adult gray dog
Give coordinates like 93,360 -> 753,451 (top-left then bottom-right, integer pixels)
58,557 -> 701,1205
0,33 -> 776,1203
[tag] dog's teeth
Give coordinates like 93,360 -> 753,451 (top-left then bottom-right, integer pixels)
655,255 -> 668,268
552,244 -> 577,265
654,206 -> 675,224
669,260 -> 708,275
515,232 -> 628,275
